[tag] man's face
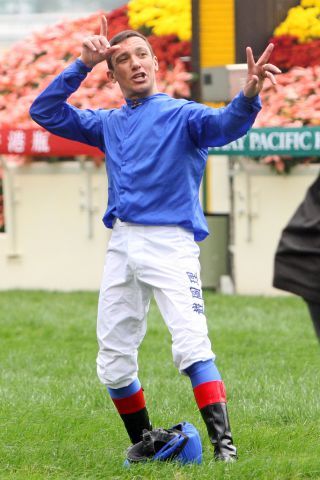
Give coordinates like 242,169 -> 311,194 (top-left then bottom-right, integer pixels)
107,36 -> 159,100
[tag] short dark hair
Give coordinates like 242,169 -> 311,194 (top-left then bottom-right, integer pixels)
107,30 -> 154,70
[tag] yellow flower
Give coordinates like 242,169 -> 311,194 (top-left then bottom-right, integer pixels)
128,0 -> 191,40
301,0 -> 320,7
274,2 -> 320,42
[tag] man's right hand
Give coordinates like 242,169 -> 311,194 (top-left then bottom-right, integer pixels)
79,15 -> 120,69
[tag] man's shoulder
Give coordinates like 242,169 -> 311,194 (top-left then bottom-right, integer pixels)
161,95 -> 194,106
156,95 -> 206,112
97,105 -> 126,118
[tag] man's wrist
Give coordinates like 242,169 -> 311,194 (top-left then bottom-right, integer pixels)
77,56 -> 95,71
241,90 -> 259,101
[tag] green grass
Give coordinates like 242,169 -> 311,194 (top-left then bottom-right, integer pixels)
0,291 -> 319,479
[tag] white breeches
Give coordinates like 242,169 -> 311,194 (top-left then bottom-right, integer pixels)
96,220 -> 214,388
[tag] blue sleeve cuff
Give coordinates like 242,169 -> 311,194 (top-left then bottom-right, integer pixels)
237,90 -> 262,111
73,58 -> 93,75
239,90 -> 261,103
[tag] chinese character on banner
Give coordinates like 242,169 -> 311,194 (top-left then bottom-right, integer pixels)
8,130 -> 26,153
31,130 -> 50,153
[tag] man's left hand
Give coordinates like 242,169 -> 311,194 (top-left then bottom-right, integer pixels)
243,43 -> 281,98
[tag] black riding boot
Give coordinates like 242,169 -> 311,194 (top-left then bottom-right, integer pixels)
200,402 -> 237,461
120,407 -> 152,444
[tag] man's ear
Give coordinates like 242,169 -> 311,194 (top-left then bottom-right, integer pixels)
107,69 -> 117,83
153,55 -> 159,72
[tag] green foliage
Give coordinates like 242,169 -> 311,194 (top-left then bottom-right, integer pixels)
0,291 -> 319,479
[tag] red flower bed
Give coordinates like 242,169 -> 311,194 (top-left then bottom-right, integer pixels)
148,35 -> 191,70
0,6 -> 192,131
269,35 -> 320,71
255,65 -> 320,128
254,65 -> 320,172
107,5 -> 130,37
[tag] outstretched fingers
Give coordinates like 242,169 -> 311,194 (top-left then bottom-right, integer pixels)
99,15 -> 120,56
246,47 -> 255,72
256,43 -> 274,67
80,14 -> 121,67
243,43 -> 281,96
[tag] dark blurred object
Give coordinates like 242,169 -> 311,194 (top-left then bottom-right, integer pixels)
273,173 -> 320,340
191,0 -> 201,101
235,0 -> 300,63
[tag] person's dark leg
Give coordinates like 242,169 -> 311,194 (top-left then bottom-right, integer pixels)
108,378 -> 152,444
305,300 -> 320,341
185,360 -> 237,462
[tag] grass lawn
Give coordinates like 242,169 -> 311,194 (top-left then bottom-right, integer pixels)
0,291 -> 319,479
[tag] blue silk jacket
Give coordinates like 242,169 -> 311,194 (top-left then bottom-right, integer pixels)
30,59 -> 261,240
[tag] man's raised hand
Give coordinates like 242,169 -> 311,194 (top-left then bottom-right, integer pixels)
243,43 -> 281,98
79,15 -> 120,69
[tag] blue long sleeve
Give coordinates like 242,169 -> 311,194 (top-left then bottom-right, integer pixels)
30,59 -> 105,151
187,92 -> 261,148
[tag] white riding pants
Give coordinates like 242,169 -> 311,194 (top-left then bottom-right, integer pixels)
96,220 -> 214,388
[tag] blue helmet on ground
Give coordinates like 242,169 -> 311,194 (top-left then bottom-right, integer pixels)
125,422 -> 202,465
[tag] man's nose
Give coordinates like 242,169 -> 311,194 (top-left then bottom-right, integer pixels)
131,55 -> 141,69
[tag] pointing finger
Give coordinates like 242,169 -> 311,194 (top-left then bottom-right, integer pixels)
100,15 -> 108,38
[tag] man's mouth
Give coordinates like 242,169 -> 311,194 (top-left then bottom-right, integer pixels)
132,72 -> 147,81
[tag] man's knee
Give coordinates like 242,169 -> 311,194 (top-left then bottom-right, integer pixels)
96,352 -> 138,389
172,334 -> 214,372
